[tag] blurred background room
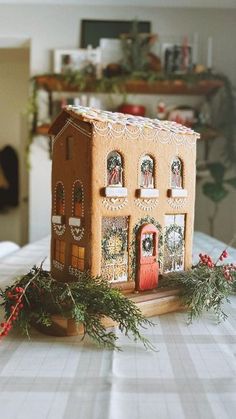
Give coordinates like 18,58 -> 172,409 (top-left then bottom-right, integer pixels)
0,0 -> 235,250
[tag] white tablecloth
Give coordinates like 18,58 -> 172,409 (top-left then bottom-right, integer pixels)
0,233 -> 236,419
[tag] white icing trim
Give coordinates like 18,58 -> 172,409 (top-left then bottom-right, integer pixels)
53,260 -> 64,271
134,198 -> 159,211
69,266 -> 81,276
102,197 -> 128,211
52,215 -> 63,224
167,198 -> 187,209
138,188 -> 159,198
168,188 -> 188,198
66,105 -> 199,138
93,121 -> 198,147
105,187 -> 128,198
69,217 -> 81,227
70,226 -> 85,241
53,223 -> 66,236
52,117 -> 92,148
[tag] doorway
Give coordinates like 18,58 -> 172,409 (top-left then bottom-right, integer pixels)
136,223 -> 159,291
0,42 -> 30,245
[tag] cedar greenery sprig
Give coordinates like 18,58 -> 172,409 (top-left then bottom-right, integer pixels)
0,267 -> 155,351
160,250 -> 236,323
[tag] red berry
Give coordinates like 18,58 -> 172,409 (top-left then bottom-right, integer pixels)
222,250 -> 228,258
19,304 -> 24,309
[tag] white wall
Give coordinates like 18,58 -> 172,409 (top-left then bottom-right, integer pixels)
0,47 -> 29,244
0,4 -> 235,243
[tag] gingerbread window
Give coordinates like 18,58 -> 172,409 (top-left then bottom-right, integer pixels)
56,182 -> 65,215
168,157 -> 187,198
140,155 -> 154,188
137,155 -> 159,199
171,157 -> 183,189
107,151 -> 123,187
163,214 -> 185,273
54,239 -> 65,264
71,244 -> 85,271
73,182 -> 83,217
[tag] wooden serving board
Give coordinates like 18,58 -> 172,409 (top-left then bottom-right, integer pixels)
33,288 -> 184,337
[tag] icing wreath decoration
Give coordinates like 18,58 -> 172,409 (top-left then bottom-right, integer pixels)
142,236 -> 153,253
57,183 -> 64,200
141,159 -> 153,174
74,186 -> 82,202
107,155 -> 122,173
102,227 -> 127,261
171,159 -> 181,175
165,224 -> 184,254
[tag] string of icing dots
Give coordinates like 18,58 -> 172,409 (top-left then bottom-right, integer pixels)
66,105 -> 200,137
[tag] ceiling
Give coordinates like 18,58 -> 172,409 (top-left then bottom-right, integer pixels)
0,0 -> 236,8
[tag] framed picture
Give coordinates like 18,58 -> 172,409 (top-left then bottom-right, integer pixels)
162,42 -> 192,73
81,19 -> 151,48
53,48 -> 101,74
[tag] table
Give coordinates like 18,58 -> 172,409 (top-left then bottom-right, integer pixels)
0,233 -> 236,419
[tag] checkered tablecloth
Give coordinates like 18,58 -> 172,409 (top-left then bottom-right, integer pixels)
0,233 -> 236,419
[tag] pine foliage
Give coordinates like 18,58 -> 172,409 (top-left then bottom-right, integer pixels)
0,267 -> 155,350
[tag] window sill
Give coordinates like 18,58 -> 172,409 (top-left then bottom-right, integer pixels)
69,217 -> 82,227
104,187 -> 128,198
168,188 -> 188,198
52,215 -> 64,224
138,188 -> 159,198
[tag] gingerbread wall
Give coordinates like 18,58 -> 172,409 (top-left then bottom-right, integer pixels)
89,121 -> 197,290
50,119 -> 92,282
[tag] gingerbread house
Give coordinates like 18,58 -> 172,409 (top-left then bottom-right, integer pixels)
49,106 -> 200,293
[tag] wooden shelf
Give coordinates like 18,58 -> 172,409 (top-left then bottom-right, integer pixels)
33,74 -> 224,137
34,75 -> 224,96
199,127 -> 221,141
35,124 -> 50,136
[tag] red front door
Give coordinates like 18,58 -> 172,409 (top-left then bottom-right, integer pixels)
136,223 -> 159,291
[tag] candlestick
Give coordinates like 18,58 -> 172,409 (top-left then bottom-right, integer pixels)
207,36 -> 213,70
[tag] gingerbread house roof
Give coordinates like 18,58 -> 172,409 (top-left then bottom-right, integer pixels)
49,105 -> 200,141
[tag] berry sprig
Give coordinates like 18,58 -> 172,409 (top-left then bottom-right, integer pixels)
0,287 -> 24,338
223,263 -> 236,281
198,250 -> 236,281
199,253 -> 215,268
0,267 -> 42,340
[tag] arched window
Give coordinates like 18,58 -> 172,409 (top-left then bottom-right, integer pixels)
107,151 -> 123,187
140,155 -> 154,188
73,182 -> 83,217
56,182 -> 65,215
171,157 -> 183,189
